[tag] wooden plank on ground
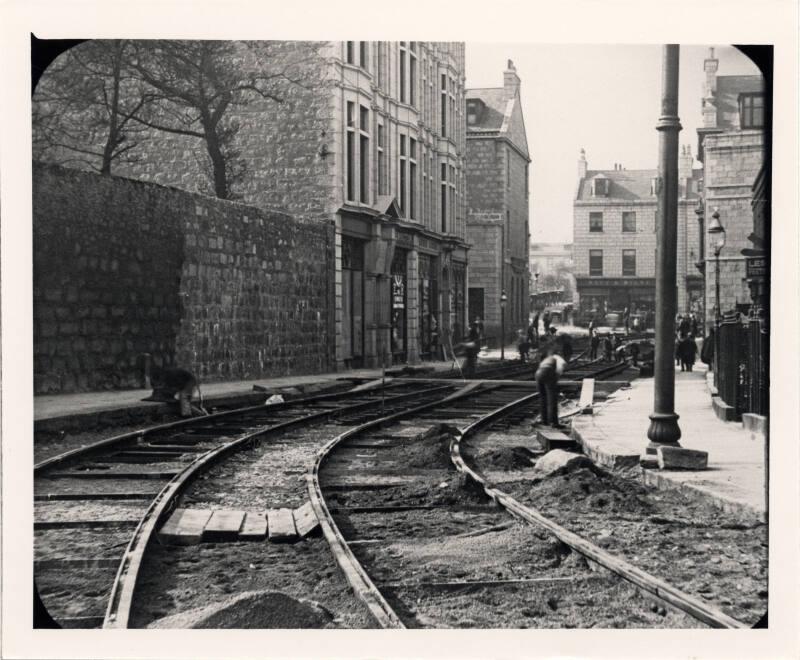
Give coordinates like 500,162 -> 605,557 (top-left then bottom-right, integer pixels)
158,508 -> 213,546
578,378 -> 595,414
203,509 -> 246,542
292,501 -> 320,538
267,508 -> 298,542
238,512 -> 268,541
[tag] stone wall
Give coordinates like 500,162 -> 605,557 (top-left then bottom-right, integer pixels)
33,163 -> 333,394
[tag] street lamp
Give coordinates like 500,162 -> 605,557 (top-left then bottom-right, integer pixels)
500,289 -> 508,360
708,207 -> 726,384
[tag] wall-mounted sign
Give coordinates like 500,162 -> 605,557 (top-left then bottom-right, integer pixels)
746,257 -> 767,278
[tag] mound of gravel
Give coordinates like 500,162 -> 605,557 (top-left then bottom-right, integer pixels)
147,591 -> 334,629
479,446 -> 536,471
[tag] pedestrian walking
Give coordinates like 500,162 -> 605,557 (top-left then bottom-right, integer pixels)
534,348 -> 567,429
531,311 -> 540,337
678,314 -> 690,338
701,328 -> 715,366
588,315 -> 596,336
675,333 -> 682,366
690,313 -> 699,336
463,320 -> 481,378
590,329 -> 600,360
678,334 -> 698,372
602,335 -> 614,362
623,307 -> 630,335
542,311 -> 552,334
527,320 -> 538,349
517,328 -> 530,362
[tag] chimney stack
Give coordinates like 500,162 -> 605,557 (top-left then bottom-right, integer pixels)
702,46 -> 719,128
578,148 -> 588,179
503,59 -> 521,100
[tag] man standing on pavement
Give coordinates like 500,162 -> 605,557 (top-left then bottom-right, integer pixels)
542,310 -> 551,335
535,347 -> 567,429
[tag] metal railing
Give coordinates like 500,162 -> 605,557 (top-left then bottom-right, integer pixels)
716,311 -> 769,418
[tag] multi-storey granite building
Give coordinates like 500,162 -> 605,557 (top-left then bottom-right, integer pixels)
695,47 -> 766,325
35,41 -> 469,370
465,61 -> 531,345
572,149 -> 703,321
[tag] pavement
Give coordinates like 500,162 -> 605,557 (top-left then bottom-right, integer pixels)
571,363 -> 767,523
33,359 -> 464,423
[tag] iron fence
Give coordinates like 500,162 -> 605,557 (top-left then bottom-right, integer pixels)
716,311 -> 769,418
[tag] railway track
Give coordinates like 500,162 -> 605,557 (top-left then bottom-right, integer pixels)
310,366 -> 759,628
34,380 -> 458,628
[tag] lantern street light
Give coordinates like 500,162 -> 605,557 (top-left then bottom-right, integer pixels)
500,289 -> 508,360
708,207 -> 726,385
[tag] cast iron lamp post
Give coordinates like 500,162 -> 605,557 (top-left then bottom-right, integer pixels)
500,289 -> 508,360
644,44 -> 683,464
708,207 -> 726,385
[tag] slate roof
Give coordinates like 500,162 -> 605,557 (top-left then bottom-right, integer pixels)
575,169 -> 702,201
466,87 -> 530,158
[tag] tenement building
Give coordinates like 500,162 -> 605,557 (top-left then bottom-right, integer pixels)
572,149 -> 703,323
465,61 -> 531,345
696,47 -> 766,326
34,41 -> 469,370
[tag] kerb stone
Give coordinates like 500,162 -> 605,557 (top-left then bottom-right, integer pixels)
656,446 -> 709,471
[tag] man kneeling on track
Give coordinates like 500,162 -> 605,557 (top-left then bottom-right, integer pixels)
534,347 -> 567,429
145,366 -> 208,417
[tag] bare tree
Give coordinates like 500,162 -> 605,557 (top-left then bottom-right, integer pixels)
126,40 -> 317,200
32,40 -> 151,174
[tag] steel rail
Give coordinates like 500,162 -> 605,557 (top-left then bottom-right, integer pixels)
448,395 -> 748,630
307,382 -> 505,628
94,383 -> 452,628
35,381 -> 412,474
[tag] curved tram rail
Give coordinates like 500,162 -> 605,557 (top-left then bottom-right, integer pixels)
310,367 -> 748,629
34,381 -> 457,628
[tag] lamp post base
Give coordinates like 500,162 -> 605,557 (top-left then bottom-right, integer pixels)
642,412 -> 681,467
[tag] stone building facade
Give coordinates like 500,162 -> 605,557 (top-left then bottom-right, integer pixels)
465,61 -> 531,345
35,41 -> 469,370
696,48 -> 766,326
572,149 -> 703,323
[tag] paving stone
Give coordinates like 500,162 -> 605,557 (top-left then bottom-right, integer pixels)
292,502 -> 320,538
657,446 -> 709,471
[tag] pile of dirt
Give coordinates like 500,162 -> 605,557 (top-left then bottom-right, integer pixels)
147,591 -> 333,629
404,432 -> 454,470
529,465 -> 654,516
478,446 -> 535,471
398,472 -> 493,507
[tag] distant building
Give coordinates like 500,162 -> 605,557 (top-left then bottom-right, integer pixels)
529,242 -> 575,304
465,60 -> 531,344
572,149 -> 703,323
696,47 -> 766,325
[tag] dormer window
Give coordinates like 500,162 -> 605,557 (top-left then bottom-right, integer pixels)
592,176 -> 608,197
739,93 -> 764,129
466,99 -> 482,126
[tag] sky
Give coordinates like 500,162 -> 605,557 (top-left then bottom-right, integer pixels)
465,44 -> 761,245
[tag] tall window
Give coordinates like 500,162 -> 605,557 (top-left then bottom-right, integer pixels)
359,41 -> 368,71
377,123 -> 386,196
359,105 -> 370,203
409,42 -> 417,107
399,135 -> 407,214
589,250 -> 603,276
346,41 -> 354,64
739,93 -> 764,129
440,73 -> 447,138
409,138 -> 417,220
589,212 -> 603,232
440,163 -> 447,232
622,211 -> 636,232
449,164 -> 456,231
346,102 -> 356,202
399,42 -> 407,104
377,43 -> 384,88
622,249 -> 636,276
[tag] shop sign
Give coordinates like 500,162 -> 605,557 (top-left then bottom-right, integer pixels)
746,257 -> 767,278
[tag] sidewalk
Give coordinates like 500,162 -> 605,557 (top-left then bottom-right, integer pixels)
34,360 -> 459,423
572,364 -> 766,522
